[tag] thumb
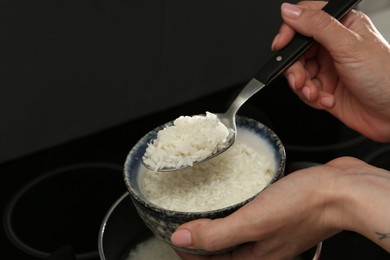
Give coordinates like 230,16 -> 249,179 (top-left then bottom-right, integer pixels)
279,2 -> 358,53
171,207 -> 260,252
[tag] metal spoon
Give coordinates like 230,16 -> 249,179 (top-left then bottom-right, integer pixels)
143,0 -> 362,172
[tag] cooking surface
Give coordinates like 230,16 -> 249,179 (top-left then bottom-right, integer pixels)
1,77 -> 389,259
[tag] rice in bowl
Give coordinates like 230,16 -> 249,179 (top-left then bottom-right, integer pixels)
140,127 -> 275,212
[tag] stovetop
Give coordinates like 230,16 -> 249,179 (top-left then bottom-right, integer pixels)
1,77 -> 389,259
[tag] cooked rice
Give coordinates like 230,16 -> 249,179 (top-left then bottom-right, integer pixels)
126,236 -> 179,260
140,133 -> 274,212
142,112 -> 234,171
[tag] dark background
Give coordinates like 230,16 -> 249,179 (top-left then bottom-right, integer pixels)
0,0 -> 290,164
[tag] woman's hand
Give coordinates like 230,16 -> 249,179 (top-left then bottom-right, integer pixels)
171,157 -> 390,259
272,2 -> 390,142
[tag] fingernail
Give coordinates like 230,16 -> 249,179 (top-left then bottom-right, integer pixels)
271,33 -> 280,50
320,96 -> 335,108
287,73 -> 296,90
171,229 -> 192,247
302,86 -> 311,100
281,3 -> 302,19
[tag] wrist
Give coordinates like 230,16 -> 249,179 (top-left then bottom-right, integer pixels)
323,157 -> 390,251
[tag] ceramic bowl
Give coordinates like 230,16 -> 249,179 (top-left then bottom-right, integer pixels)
123,115 -> 286,255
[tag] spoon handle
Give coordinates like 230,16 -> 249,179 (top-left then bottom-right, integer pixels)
254,0 -> 362,85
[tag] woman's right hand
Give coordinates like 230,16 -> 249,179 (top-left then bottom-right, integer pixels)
272,1 -> 390,142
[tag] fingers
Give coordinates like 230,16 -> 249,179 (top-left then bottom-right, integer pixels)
285,58 -> 321,103
285,58 -> 335,110
273,2 -> 358,52
271,23 -> 295,51
171,205 -> 261,253
272,2 -> 325,51
271,2 -> 348,110
171,218 -> 241,252
285,58 -> 306,91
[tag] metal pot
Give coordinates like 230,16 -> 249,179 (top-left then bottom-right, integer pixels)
98,193 -> 152,260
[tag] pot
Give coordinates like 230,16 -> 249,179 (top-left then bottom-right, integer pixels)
98,193 -> 152,260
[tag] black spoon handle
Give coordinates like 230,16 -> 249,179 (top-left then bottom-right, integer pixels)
254,0 -> 362,85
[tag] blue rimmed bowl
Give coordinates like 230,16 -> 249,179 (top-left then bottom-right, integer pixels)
123,114 -> 286,255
